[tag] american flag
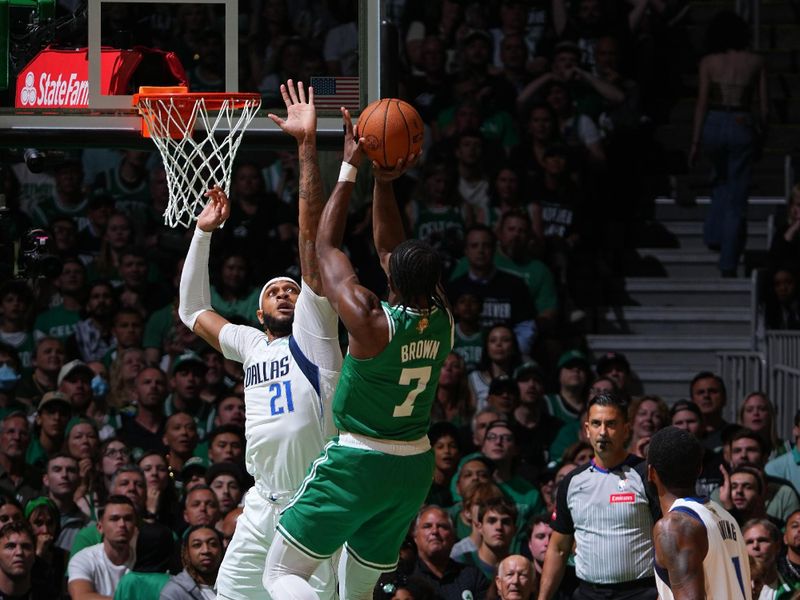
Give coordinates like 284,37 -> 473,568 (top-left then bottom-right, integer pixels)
309,76 -> 360,110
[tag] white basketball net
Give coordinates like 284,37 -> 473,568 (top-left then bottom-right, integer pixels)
136,95 -> 261,228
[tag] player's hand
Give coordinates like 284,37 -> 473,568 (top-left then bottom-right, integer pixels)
372,152 -> 421,183
719,464 -> 733,509
341,107 -> 365,168
268,79 -> 316,145
198,186 -> 230,231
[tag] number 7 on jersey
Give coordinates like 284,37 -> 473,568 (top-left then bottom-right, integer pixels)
393,366 -> 432,417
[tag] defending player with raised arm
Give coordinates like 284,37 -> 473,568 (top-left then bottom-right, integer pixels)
263,110 -> 454,600
648,426 -> 752,600
177,80 -> 342,600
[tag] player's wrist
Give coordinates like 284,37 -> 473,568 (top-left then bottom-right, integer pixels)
338,161 -> 358,183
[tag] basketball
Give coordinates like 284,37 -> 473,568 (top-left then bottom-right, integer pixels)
357,98 -> 424,168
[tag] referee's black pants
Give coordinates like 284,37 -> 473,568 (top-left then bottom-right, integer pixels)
573,578 -> 658,600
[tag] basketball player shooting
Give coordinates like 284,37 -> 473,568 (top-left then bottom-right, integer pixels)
648,426 -> 752,600
263,107 -> 453,600
177,79 -> 342,600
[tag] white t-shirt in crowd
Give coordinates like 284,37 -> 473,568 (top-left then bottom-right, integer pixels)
68,543 -> 134,596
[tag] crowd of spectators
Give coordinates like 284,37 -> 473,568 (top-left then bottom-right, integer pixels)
1,0 -> 800,599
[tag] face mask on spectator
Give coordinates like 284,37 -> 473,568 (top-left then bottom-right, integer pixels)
91,374 -> 109,398
0,365 -> 20,391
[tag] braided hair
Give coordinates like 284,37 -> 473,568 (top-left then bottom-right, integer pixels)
389,239 -> 446,311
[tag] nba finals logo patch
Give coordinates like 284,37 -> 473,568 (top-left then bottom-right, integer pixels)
416,317 -> 429,334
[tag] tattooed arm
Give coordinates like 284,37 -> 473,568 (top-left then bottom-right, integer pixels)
653,512 -> 709,600
267,79 -> 324,294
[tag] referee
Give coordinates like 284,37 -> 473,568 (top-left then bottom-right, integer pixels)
537,393 -> 659,600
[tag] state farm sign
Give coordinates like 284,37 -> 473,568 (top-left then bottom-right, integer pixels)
15,47 -> 141,109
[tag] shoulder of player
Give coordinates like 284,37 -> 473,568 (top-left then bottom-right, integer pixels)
655,510 -> 708,551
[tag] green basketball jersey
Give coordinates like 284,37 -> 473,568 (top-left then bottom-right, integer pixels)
334,302 -> 454,441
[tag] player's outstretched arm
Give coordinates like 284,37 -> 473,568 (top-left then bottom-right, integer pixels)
537,531 -> 573,600
177,186 -> 231,352
268,79 -> 324,294
371,151 -> 418,276
316,111 -> 387,358
653,512 -> 709,600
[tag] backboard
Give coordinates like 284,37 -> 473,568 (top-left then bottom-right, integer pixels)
0,0 -> 380,151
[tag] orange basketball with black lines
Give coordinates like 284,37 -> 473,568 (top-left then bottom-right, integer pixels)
357,98 -> 424,168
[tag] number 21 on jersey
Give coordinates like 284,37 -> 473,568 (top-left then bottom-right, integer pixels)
394,366 -> 432,417
270,382 -> 294,416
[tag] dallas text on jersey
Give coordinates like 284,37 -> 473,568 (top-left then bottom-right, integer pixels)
243,356 -> 290,389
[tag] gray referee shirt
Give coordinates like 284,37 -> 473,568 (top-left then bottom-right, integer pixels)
552,455 -> 659,584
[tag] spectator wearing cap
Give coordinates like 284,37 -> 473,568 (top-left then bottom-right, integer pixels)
689,370 -> 730,452
487,376 -> 519,419
594,352 -> 631,396
25,496 -> 67,598
163,412 -> 199,477
181,457 -> 208,492
117,367 -> 168,456
42,453 -> 88,551
481,421 -> 544,549
544,350 -> 590,461
166,353 -> 213,440
426,422 -> 462,508
512,361 -> 564,479
0,412 -> 39,506
537,393 -> 659,600
766,409 -> 800,493
206,462 -> 244,517
25,391 -> 71,470
15,336 -> 65,408
161,525 -> 224,600
0,521 -> 36,600
57,359 -> 95,416
411,505 -> 490,600
66,280 -> 117,363
33,258 -> 87,343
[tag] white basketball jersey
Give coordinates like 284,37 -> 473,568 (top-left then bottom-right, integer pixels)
218,320 -> 338,494
655,498 -> 752,600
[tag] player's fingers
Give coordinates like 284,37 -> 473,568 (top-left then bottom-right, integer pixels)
342,108 -> 353,136
279,84 -> 290,108
308,85 -> 314,105
287,79 -> 299,104
297,80 -> 307,104
267,114 -> 286,128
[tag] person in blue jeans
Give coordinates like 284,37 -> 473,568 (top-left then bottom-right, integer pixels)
689,10 -> 768,277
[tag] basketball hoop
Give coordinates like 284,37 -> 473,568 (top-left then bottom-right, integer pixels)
133,86 -> 262,228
